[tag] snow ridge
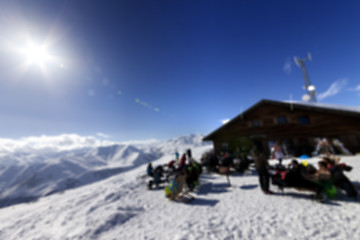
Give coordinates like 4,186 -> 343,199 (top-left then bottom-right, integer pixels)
0,134 -> 210,208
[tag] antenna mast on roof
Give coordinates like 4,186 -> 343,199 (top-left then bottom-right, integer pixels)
294,52 -> 317,103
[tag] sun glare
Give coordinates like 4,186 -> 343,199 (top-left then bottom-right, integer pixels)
23,43 -> 50,65
13,36 -> 64,78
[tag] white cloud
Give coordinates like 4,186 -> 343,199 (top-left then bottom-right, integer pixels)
317,79 -> 348,101
347,84 -> 360,91
283,58 -> 292,74
221,119 -> 230,125
119,139 -> 160,145
0,134 -> 115,154
96,132 -> 110,138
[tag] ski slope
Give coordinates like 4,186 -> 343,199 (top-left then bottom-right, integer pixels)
0,134 -> 359,240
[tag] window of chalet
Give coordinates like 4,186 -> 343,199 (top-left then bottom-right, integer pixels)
277,116 -> 287,125
221,142 -> 229,151
298,116 -> 310,125
251,120 -> 261,128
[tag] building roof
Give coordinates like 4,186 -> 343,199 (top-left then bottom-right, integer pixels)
203,99 -> 360,141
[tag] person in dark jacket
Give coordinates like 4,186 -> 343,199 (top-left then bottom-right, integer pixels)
323,157 -> 358,198
251,141 -> 272,194
147,162 -> 153,177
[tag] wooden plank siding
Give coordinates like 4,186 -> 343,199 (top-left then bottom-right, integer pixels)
203,99 -> 360,156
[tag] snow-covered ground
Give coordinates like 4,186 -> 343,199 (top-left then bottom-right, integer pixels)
0,134 -> 209,207
0,134 -> 359,240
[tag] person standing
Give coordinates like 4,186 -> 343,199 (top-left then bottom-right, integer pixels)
274,141 -> 284,163
251,141 -> 272,194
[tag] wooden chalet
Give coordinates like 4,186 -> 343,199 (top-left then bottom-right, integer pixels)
203,99 -> 360,156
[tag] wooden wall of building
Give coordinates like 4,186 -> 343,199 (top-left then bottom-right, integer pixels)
208,103 -> 360,156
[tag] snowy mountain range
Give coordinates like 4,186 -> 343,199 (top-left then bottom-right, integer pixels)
0,134 -> 211,208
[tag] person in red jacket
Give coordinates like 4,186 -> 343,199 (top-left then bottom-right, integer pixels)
176,153 -> 187,171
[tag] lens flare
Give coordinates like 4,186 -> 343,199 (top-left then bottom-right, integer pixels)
5,29 -> 65,81
135,98 -> 160,112
23,43 -> 50,65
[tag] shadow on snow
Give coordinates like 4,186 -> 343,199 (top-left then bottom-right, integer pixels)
197,182 -> 230,196
189,198 -> 219,207
271,188 -> 359,206
240,184 -> 258,190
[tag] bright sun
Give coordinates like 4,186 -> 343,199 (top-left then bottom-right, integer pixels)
5,28 -> 66,80
14,37 -> 64,76
22,42 -> 51,66
24,43 -> 50,65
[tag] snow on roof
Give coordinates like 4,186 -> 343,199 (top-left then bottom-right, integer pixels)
284,100 -> 360,114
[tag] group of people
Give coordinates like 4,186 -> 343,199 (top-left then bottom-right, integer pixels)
313,138 -> 352,156
201,149 -> 250,174
147,142 -> 358,203
252,140 -> 358,201
146,149 -> 202,202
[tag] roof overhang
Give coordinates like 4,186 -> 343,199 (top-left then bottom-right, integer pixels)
203,99 -> 360,141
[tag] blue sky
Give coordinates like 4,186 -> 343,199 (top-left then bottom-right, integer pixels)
0,0 -> 359,141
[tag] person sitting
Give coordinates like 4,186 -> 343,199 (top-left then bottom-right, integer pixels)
165,171 -> 194,202
147,162 -> 153,177
323,157 -> 357,198
288,159 -> 300,170
279,160 -> 324,193
279,159 -> 302,187
311,161 -> 331,182
165,160 -> 176,182
176,153 -> 187,171
304,161 -> 334,201
277,160 -> 319,191
147,165 -> 165,189
188,158 -> 202,189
